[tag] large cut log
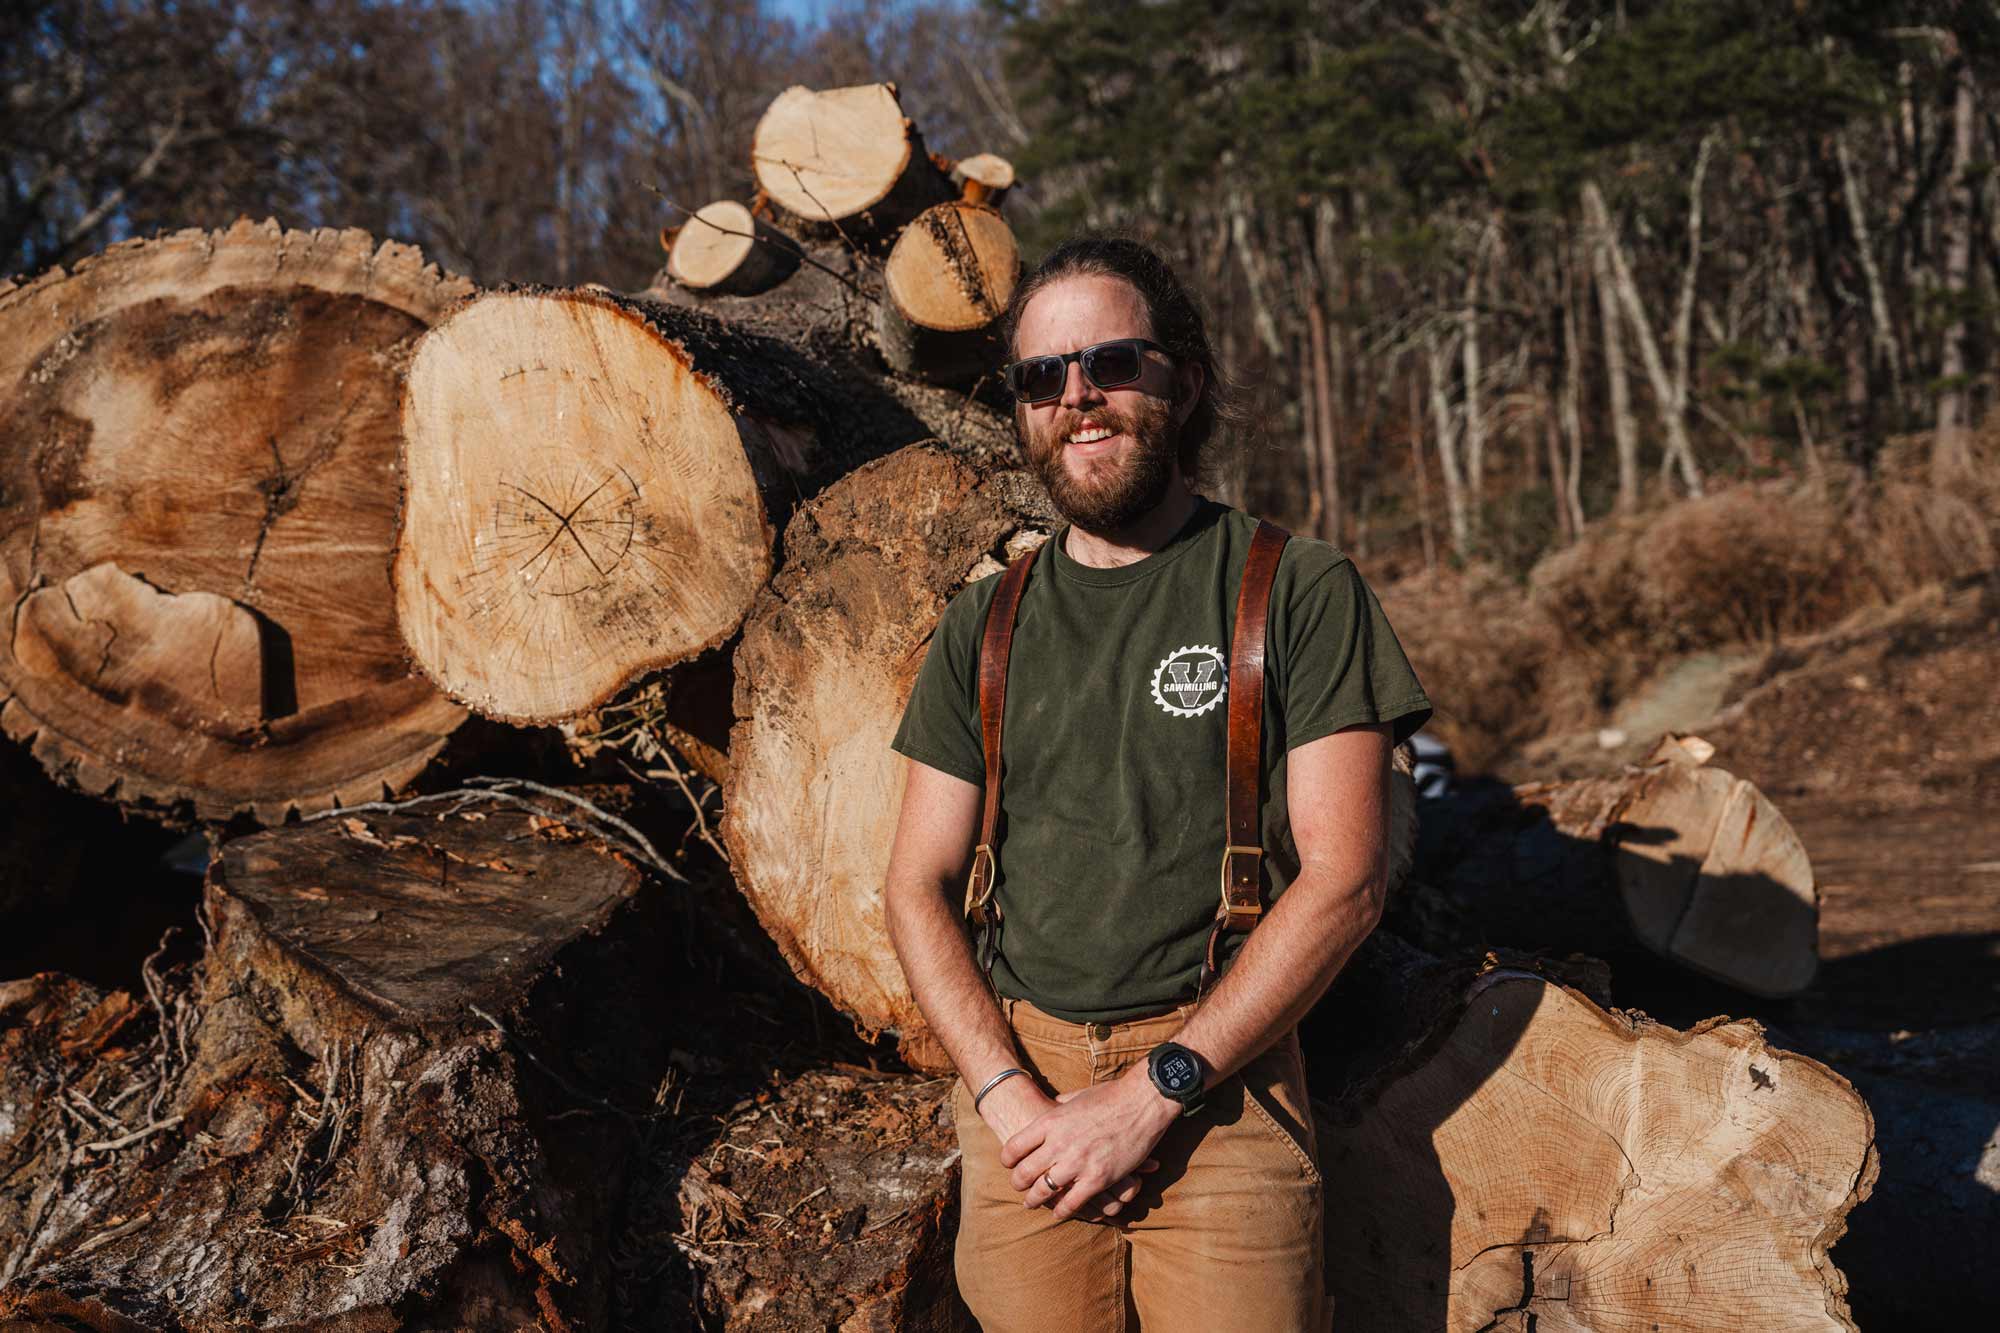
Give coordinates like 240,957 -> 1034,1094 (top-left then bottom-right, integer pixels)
723,446 -> 1049,1068
1423,735 -> 1819,995
0,804 -> 679,1330
666,201 -> 802,297
1311,941 -> 1876,1331
723,444 -> 1419,1071
398,288 -> 1017,728
875,202 -> 1020,388
751,84 -> 954,239
0,219 -> 472,822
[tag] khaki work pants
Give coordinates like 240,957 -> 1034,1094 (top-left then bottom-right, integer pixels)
952,998 -> 1328,1332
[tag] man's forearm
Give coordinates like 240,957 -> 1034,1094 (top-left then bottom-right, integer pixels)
1168,859 -> 1384,1084
884,870 -> 1021,1090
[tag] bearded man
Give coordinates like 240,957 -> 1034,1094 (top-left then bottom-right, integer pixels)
884,236 -> 1431,1331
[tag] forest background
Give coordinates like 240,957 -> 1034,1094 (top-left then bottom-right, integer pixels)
11,0 -> 2000,773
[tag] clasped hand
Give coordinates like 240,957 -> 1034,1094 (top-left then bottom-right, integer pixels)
995,1074 -> 1177,1222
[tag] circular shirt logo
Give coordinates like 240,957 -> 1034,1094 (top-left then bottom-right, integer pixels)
1150,644 -> 1228,718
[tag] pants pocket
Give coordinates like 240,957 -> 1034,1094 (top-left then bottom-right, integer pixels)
1240,1034 -> 1322,1185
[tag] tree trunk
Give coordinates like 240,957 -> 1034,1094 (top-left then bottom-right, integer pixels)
1306,296 -> 1340,543
1590,218 -> 1642,515
752,84 -> 954,241
396,286 -> 1010,726
874,202 -> 1019,388
0,804 -> 673,1330
1585,181 -> 1705,498
666,200 -> 802,297
1424,331 -> 1472,555
0,219 -> 472,824
1934,58 -> 1978,485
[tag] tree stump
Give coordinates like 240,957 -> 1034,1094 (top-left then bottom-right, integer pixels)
0,219 -> 472,822
0,805 -> 677,1330
874,202 -> 1019,388
751,84 -> 953,239
666,201 -> 801,297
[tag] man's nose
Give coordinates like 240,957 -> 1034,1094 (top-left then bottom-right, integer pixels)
1059,359 -> 1101,409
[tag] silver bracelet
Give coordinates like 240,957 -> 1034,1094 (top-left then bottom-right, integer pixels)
972,1067 -> 1027,1114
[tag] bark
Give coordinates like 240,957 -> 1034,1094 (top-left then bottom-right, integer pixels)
874,202 -> 1019,388
396,285 -> 1014,727
0,219 -> 472,824
1305,295 -> 1340,544
666,200 -> 802,297
0,805 -> 674,1330
1835,131 -> 1904,404
752,84 -> 954,241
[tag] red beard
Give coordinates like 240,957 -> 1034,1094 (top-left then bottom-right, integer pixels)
1017,395 -> 1178,533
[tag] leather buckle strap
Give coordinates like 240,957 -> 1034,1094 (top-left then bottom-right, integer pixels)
963,550 -> 1035,978
1208,520 -> 1290,987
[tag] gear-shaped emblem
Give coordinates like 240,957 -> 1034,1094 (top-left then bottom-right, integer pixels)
1151,644 -> 1228,718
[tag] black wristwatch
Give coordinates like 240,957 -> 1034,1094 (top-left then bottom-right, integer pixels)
1147,1042 -> 1209,1117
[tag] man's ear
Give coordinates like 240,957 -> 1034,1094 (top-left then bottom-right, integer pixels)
1171,361 -> 1206,427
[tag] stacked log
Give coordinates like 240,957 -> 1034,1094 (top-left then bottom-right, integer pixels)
0,80 -> 1895,1331
0,219 -> 471,823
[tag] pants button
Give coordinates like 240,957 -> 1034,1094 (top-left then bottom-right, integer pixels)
1089,1023 -> 1112,1040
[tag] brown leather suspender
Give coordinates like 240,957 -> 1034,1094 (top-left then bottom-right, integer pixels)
963,520 -> 1291,995
963,551 -> 1035,977
1204,519 -> 1291,991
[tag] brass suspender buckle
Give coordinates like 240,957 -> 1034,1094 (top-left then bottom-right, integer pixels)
964,844 -> 999,924
1217,844 -> 1264,929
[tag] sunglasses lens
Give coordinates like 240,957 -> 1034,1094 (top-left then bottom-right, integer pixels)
1009,356 -> 1065,402
1083,341 -> 1142,388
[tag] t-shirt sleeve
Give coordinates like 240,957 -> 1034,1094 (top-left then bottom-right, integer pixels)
1277,553 -> 1432,750
889,580 -> 991,787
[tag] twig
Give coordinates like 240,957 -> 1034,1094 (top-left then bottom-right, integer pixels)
748,159 -> 883,275
81,1115 -> 182,1154
67,1210 -> 155,1259
618,751 -> 727,866
466,777 -> 685,882
646,183 -> 869,297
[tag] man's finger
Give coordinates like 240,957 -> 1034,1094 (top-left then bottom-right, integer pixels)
998,1121 -> 1049,1170
1009,1145 -> 1061,1194
1052,1173 -> 1107,1222
1020,1170 -> 1066,1210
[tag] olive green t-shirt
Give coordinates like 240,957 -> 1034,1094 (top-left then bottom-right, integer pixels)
890,500 -> 1432,1023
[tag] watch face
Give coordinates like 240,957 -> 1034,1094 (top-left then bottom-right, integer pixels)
1156,1049 -> 1201,1094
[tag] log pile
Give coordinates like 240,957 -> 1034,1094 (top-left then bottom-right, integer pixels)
0,81 -> 1896,1330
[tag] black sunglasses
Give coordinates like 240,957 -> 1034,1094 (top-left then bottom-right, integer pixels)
1002,338 -> 1172,404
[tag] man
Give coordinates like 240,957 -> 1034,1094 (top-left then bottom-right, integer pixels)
884,237 -> 1431,1331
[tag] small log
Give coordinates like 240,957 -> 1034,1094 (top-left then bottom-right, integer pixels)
666,200 -> 801,297
874,202 -> 1020,388
1313,947 -> 1876,1331
948,154 -> 1015,209
0,805 -> 680,1330
0,219 -> 471,822
752,84 -> 953,239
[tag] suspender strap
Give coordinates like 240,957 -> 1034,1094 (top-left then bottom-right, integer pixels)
963,550 -> 1035,977
1204,519 -> 1291,991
